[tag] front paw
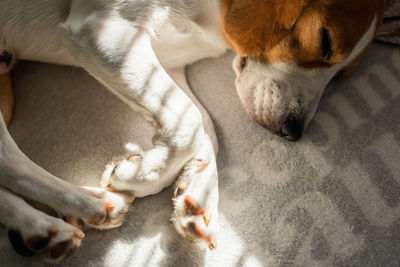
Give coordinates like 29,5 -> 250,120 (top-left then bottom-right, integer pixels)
8,215 -> 84,263
79,187 -> 132,230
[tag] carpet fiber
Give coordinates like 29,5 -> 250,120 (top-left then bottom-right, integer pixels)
0,41 -> 399,266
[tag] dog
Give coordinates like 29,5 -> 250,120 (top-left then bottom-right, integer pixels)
0,0 -> 385,262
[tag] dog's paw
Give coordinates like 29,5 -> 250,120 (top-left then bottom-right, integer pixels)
47,187 -> 130,231
8,215 -> 84,263
171,139 -> 219,250
100,154 -> 142,193
78,187 -> 132,230
100,143 -> 178,197
0,51 -> 14,74
172,195 -> 217,250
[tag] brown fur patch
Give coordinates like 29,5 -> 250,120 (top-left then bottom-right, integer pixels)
221,0 -> 386,72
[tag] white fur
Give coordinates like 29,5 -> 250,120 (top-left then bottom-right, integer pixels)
0,0 -> 226,259
0,0 -> 379,261
233,17 -> 378,133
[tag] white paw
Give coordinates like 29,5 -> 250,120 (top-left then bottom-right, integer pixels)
172,195 -> 217,250
8,214 -> 84,263
6,187 -> 130,262
100,145 -> 172,197
47,186 -> 130,231
100,154 -> 143,193
171,157 -> 219,250
79,187 -> 132,230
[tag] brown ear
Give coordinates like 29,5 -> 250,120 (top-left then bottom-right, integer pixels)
221,0 -> 309,55
336,54 -> 363,77
0,72 -> 14,126
337,0 -> 386,77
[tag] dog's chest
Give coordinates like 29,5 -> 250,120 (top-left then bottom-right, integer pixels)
150,8 -> 228,69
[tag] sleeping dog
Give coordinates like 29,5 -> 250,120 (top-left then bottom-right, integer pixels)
0,0 -> 385,262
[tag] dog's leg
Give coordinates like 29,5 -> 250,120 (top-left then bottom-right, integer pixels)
58,24 -> 204,196
168,68 -> 219,249
171,131 -> 218,249
58,12 -> 219,246
0,116 -> 129,231
0,187 -> 84,262
0,50 -> 128,231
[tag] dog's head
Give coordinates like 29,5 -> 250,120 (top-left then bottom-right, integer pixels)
221,0 -> 385,141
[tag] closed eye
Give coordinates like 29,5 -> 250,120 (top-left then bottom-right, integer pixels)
321,27 -> 333,60
240,56 -> 248,70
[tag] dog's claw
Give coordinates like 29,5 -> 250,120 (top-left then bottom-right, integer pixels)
128,155 -> 141,162
203,213 -> 210,226
72,230 -> 85,240
174,182 -> 187,198
105,202 -> 115,212
208,241 -> 217,250
195,159 -> 210,173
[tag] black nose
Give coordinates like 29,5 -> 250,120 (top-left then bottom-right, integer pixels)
280,117 -> 303,141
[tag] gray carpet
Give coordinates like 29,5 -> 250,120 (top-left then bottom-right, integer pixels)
0,41 -> 399,266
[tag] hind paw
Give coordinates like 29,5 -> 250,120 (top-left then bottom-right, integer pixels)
173,195 -> 217,250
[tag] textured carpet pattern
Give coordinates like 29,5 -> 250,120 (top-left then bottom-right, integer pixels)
376,0 -> 400,44
0,42 -> 399,266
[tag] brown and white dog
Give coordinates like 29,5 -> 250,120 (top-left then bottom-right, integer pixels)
0,0 -> 385,262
